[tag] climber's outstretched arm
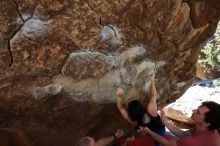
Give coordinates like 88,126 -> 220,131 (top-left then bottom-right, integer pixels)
116,88 -> 137,126
147,73 -> 158,117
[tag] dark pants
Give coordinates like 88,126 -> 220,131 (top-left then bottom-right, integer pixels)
155,128 -> 166,146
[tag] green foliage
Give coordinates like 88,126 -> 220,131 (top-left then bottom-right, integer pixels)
213,79 -> 220,87
197,22 -> 220,73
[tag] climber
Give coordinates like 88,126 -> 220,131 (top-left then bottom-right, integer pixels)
138,101 -> 220,146
116,72 -> 165,146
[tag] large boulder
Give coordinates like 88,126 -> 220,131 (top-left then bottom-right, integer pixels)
0,0 -> 220,145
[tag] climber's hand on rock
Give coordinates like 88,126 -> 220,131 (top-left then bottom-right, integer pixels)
116,87 -> 124,97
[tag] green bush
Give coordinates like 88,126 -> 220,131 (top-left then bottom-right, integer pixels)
213,79 -> 220,87
197,21 -> 220,73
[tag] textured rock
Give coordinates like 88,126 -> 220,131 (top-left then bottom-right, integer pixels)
0,0 -> 220,145
32,84 -> 63,101
101,25 -> 123,48
62,51 -> 120,80
54,61 -> 161,102
163,107 -> 195,125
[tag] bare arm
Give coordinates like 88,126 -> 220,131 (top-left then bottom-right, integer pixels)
147,73 -> 158,117
96,129 -> 124,146
140,127 -> 177,146
116,88 -> 137,126
160,110 -> 191,138
95,136 -> 114,146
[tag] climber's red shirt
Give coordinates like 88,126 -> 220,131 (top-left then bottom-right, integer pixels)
176,129 -> 220,146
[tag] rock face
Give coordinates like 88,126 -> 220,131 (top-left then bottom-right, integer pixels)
0,0 -> 220,145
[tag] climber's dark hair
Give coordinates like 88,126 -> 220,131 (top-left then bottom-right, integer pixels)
127,100 -> 146,123
201,101 -> 220,133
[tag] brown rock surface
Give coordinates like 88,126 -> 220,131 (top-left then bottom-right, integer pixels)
163,107 -> 195,125
0,0 -> 220,145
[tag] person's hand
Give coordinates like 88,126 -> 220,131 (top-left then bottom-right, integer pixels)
159,109 -> 168,124
116,87 -> 124,97
150,72 -> 155,81
114,129 -> 124,139
138,127 -> 150,134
